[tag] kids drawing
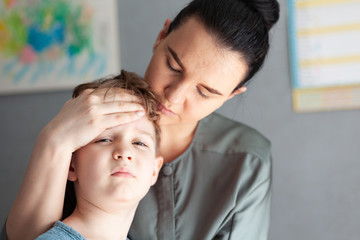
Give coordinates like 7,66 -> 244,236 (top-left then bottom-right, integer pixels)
0,0 -> 119,94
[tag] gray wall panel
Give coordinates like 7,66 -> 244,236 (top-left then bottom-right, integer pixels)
1,1 -> 359,239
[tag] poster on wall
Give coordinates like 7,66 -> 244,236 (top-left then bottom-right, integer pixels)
0,0 -> 120,95
288,0 -> 360,112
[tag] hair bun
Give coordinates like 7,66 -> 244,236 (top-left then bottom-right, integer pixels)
243,0 -> 280,30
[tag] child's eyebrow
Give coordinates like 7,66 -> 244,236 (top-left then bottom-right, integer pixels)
136,128 -> 155,142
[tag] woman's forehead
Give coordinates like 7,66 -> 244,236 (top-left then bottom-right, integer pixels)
168,19 -> 246,66
164,18 -> 248,91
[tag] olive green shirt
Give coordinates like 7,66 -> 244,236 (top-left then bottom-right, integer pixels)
129,112 -> 272,240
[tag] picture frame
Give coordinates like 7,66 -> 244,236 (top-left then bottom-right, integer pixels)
0,0 -> 120,95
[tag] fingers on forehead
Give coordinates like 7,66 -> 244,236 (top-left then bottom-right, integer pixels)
100,87 -> 143,103
79,87 -> 143,103
81,88 -> 96,95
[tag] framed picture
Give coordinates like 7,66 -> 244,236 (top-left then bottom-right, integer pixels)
0,0 -> 120,95
287,0 -> 360,112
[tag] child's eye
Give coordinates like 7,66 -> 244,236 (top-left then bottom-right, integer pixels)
133,141 -> 147,147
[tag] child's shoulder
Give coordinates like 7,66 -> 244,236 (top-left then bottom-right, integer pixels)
35,221 -> 86,240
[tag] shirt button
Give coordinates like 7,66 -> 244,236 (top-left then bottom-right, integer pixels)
162,165 -> 173,176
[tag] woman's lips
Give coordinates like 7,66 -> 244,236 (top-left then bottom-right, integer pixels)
159,104 -> 175,116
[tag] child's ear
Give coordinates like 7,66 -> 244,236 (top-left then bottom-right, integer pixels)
67,159 -> 78,182
151,156 -> 164,186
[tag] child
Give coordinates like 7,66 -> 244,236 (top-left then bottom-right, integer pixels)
35,70 -> 163,240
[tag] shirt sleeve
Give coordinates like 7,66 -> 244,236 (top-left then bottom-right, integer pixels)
215,154 -> 272,240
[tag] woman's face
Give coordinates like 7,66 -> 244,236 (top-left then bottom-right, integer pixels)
144,17 -> 248,126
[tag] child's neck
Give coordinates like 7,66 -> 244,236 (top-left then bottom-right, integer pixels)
63,200 -> 137,240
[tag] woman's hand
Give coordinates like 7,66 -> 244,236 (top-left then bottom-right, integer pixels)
44,87 -> 146,152
6,87 -> 146,240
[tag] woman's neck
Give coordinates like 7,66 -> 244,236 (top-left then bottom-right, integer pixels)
159,121 -> 198,163
63,201 -> 137,240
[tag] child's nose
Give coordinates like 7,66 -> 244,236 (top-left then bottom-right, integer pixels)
113,154 -> 132,161
113,149 -> 133,161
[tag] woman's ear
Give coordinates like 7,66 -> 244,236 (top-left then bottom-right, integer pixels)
227,86 -> 247,100
151,156 -> 164,186
67,159 -> 78,182
153,18 -> 172,51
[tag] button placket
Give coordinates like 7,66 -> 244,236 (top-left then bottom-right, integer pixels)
162,165 -> 173,176
156,163 -> 176,240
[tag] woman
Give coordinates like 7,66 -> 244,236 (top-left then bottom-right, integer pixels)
4,0 -> 279,239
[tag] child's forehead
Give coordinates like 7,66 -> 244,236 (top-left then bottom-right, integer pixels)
103,117 -> 155,138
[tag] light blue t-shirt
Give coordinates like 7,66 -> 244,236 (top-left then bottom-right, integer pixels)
35,221 -> 86,240
35,221 -> 130,240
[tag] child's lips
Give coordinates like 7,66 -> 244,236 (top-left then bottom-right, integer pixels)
111,167 -> 135,178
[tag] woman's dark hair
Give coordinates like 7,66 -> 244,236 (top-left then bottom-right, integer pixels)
167,0 -> 280,90
62,70 -> 161,219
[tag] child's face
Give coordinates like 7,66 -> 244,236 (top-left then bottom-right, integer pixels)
69,116 -> 163,207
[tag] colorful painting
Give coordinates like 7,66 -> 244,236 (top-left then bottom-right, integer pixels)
0,0 -> 120,94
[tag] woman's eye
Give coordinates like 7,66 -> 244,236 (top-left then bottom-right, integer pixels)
196,86 -> 209,99
166,58 -> 181,73
95,138 -> 111,143
133,141 -> 147,147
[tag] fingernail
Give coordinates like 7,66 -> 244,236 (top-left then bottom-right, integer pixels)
136,111 -> 145,116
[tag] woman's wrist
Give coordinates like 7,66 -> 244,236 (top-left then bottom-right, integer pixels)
38,121 -> 74,153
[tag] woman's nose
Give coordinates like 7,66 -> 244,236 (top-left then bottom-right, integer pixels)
164,80 -> 189,105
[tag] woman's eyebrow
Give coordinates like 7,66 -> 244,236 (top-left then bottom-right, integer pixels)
168,46 -> 223,96
168,47 -> 186,71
